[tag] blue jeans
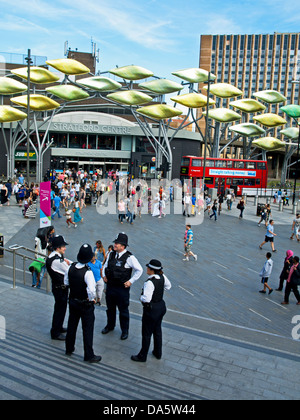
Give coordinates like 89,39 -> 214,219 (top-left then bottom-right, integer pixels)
210,209 -> 217,221
127,211 -> 133,223
52,206 -> 62,218
32,266 -> 46,289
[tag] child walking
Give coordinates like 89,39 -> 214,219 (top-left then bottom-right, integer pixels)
64,208 -> 77,228
259,252 -> 273,295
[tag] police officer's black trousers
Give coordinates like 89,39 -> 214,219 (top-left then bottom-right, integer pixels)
66,299 -> 95,361
138,300 -> 166,361
51,287 -> 68,338
105,286 -> 130,333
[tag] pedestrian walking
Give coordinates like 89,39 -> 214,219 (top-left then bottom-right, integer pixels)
64,208 -> 77,228
131,259 -> 171,362
183,193 -> 191,217
282,256 -> 300,305
237,196 -> 245,219
118,199 -> 126,223
259,220 -> 277,252
276,250 -> 294,291
209,199 -> 218,221
46,235 -> 71,340
226,191 -> 232,210
64,244 -> 101,363
73,197 -> 83,223
257,205 -> 267,227
183,224 -> 197,261
51,194 -> 62,219
259,252 -> 273,295
101,233 -> 143,340
290,214 -> 300,241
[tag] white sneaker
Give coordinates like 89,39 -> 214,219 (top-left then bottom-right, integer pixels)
74,224 -> 77,228
183,257 -> 189,261
194,255 -> 198,261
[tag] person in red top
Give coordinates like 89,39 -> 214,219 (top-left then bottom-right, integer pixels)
282,256 -> 300,305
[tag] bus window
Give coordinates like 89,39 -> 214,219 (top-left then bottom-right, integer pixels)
257,162 -> 266,170
226,161 -> 233,168
206,160 -> 214,167
215,160 -> 226,168
244,178 -> 255,186
192,159 -> 202,167
226,178 -> 232,185
246,162 -> 256,169
181,157 -> 191,166
234,161 -> 244,169
232,178 -> 244,186
204,177 -> 214,185
256,178 -> 261,185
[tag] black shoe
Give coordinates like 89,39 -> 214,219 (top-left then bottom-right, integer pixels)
259,290 -> 266,294
152,350 -> 161,360
268,289 -> 273,295
61,328 -> 68,333
101,326 -> 114,334
120,331 -> 128,340
85,355 -> 102,363
65,348 -> 75,356
52,333 -> 66,341
131,355 -> 146,362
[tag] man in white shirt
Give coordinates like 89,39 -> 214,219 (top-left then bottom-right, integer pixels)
64,244 -> 101,363
131,259 -> 171,362
46,235 -> 71,340
102,233 -> 143,340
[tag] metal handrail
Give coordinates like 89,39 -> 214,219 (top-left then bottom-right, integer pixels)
0,245 -> 51,292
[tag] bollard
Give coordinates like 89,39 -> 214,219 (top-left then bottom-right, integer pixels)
0,234 -> 3,258
254,196 -> 258,206
279,201 -> 283,212
293,203 -> 298,215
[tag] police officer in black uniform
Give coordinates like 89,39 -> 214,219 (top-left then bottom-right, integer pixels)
102,233 -> 143,340
64,244 -> 101,363
46,235 -> 71,340
131,259 -> 171,362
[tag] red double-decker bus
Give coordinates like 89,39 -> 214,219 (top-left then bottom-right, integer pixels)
180,156 -> 268,196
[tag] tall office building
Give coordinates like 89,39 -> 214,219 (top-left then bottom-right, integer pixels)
200,33 -> 300,110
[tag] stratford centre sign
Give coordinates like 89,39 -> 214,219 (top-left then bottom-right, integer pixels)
51,122 -> 132,135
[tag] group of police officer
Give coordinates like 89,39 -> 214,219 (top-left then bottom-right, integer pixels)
46,232 -> 171,363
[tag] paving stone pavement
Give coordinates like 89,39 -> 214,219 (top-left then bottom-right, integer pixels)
1,198 -> 300,401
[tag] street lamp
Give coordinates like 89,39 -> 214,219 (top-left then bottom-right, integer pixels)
25,49 -> 33,183
281,89 -> 300,207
